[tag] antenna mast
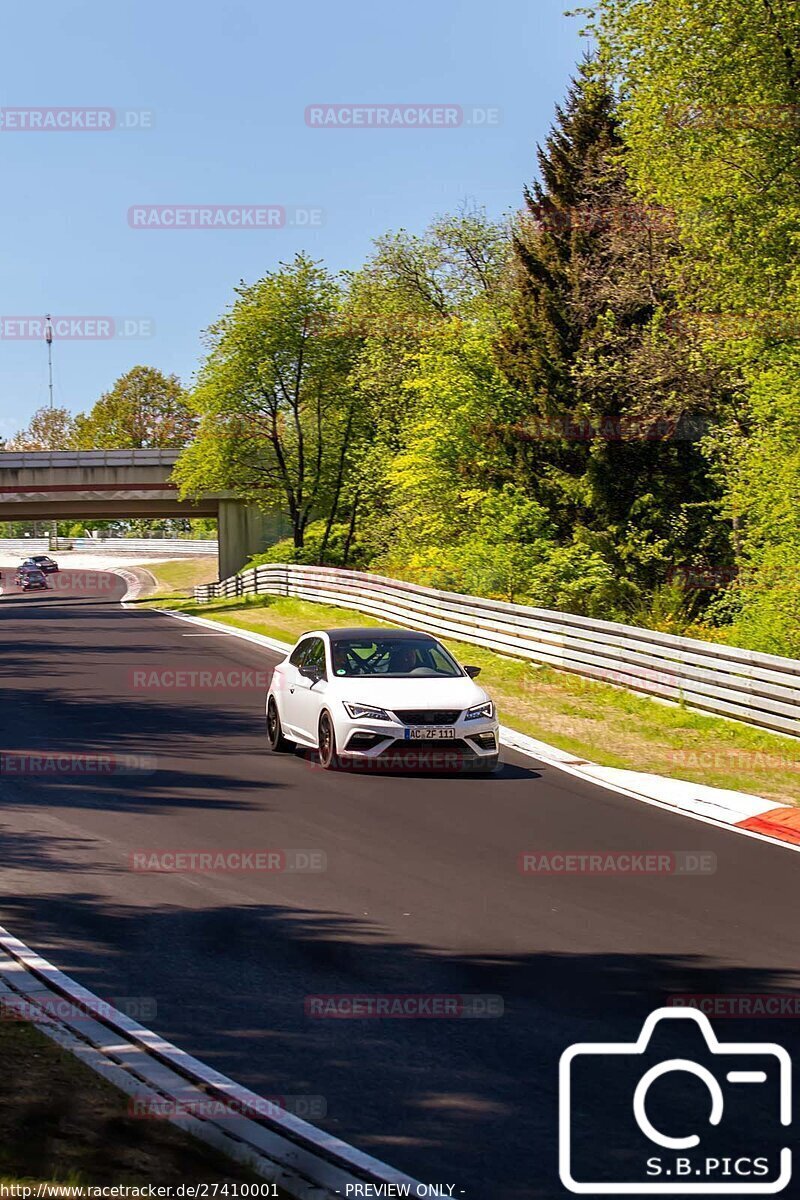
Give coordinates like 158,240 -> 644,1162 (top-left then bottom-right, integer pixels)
45,314 -> 54,408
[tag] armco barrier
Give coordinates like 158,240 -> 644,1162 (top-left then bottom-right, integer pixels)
64,538 -> 218,554
0,538 -> 49,555
195,564 -> 800,738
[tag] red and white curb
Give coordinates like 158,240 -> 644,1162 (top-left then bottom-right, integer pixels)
118,566 -> 162,602
0,925 -> 422,1198
116,567 -> 145,601
154,607 -> 800,855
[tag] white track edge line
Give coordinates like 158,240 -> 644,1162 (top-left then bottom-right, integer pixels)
0,925 -> 424,1195
5,991 -> 285,1189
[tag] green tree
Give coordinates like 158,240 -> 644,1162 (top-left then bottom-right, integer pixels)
6,405 -> 76,450
341,209 -> 514,561
497,60 -> 622,417
589,0 -> 800,316
175,254 -> 366,552
496,60 -> 731,604
72,366 -> 194,448
590,0 -> 800,651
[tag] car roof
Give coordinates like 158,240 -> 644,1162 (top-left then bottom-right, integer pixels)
319,627 -> 436,644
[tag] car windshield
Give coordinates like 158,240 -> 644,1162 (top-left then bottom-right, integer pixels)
331,637 -> 462,678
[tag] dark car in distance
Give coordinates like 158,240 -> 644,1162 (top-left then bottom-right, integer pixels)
15,563 -> 49,591
30,554 -> 59,573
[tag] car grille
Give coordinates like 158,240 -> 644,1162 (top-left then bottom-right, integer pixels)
393,710 -> 461,725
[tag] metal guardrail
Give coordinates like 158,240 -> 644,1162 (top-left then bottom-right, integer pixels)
0,538 -> 49,554
195,564 -> 800,738
66,537 -> 218,553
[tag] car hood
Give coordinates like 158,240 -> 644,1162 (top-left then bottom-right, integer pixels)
330,675 -> 490,713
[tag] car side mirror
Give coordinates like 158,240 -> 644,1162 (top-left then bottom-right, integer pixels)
464,665 -> 481,679
300,665 -> 323,682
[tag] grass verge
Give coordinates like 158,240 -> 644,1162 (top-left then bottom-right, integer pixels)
137,557 -> 219,598
0,1019 -> 291,1192
139,591 -> 800,805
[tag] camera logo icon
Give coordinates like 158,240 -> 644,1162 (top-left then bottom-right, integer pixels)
559,1007 -> 791,1193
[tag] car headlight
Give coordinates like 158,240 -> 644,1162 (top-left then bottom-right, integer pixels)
465,700 -> 494,721
343,702 -> 392,721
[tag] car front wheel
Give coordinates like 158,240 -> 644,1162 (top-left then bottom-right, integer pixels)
318,711 -> 339,770
266,696 -> 294,752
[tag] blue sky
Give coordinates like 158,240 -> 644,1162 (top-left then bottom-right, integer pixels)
0,0 -> 588,437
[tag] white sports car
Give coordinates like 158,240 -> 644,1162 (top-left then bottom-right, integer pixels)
266,627 -> 500,773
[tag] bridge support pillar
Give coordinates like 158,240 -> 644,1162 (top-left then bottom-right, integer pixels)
217,499 -> 287,579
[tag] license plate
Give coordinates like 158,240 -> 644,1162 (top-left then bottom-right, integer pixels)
405,727 -> 456,740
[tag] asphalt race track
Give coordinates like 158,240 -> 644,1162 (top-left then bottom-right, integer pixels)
0,565 -> 129,605
0,575 -> 798,1198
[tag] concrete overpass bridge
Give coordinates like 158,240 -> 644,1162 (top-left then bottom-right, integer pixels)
0,450 -> 282,577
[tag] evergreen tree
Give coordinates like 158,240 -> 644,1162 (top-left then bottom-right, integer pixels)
498,58 -> 621,414
496,60 -> 733,603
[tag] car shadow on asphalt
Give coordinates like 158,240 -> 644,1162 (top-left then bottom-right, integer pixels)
292,750 -> 540,782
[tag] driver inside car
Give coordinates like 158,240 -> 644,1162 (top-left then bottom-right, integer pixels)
389,644 -> 419,674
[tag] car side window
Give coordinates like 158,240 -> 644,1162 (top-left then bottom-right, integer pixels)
289,640 -> 311,668
303,638 -> 328,680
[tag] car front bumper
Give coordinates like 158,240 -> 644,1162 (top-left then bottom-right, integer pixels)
337,715 -> 500,771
